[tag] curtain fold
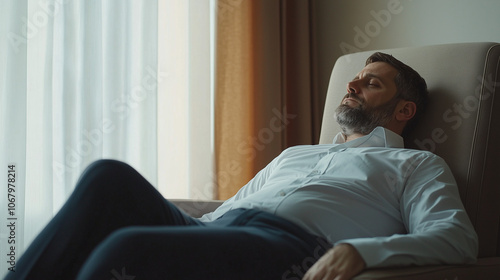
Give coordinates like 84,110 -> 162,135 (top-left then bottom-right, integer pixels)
157,0 -> 215,200
215,0 -> 256,200
215,0 -> 321,199
0,1 -> 28,274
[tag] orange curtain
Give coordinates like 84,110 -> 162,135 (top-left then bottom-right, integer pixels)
215,0 -> 321,199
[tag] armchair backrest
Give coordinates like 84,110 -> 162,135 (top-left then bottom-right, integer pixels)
319,42 -> 500,258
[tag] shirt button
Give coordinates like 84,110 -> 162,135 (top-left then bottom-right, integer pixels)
279,191 -> 286,196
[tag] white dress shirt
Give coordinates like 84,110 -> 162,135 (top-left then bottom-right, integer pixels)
199,127 -> 478,268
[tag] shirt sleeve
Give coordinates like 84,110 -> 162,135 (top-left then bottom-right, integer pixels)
197,149 -> 283,222
337,154 -> 478,268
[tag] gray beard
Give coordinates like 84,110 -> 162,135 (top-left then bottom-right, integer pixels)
335,97 -> 399,136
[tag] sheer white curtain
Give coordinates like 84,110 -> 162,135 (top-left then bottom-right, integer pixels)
157,0 -> 215,200
0,0 -> 214,274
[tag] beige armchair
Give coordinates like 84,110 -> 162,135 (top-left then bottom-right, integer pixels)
174,42 -> 500,279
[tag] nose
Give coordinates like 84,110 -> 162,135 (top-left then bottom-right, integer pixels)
346,80 -> 359,94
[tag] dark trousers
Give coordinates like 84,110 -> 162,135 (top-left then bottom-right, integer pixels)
5,160 -> 330,280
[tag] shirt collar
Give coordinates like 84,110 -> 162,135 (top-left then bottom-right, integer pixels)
332,127 -> 404,148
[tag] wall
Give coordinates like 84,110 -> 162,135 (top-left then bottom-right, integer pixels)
313,0 -> 500,110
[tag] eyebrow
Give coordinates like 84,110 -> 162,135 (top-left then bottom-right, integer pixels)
352,73 -> 383,82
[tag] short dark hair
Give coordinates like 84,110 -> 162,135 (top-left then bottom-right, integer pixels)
366,52 -> 429,137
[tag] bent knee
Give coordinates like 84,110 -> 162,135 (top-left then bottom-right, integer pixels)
74,159 -> 146,197
83,159 -> 134,175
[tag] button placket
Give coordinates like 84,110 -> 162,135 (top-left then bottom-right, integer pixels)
311,146 -> 345,176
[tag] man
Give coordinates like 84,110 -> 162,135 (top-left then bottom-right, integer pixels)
5,53 -> 477,280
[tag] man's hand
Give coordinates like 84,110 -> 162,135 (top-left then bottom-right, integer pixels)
302,243 -> 366,280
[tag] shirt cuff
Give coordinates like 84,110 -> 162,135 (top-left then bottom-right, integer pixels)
335,237 -> 394,268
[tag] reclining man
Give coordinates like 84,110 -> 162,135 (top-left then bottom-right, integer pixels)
5,52 -> 477,280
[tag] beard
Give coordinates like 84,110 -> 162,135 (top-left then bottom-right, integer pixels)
335,94 -> 400,136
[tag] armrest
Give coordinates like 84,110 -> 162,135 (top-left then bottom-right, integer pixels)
170,199 -> 224,218
354,257 -> 500,280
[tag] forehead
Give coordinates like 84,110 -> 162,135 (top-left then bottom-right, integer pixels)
355,62 -> 398,84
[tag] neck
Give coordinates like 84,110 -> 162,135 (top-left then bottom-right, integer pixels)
344,132 -> 365,142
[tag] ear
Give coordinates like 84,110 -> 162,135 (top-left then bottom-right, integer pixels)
395,101 -> 416,122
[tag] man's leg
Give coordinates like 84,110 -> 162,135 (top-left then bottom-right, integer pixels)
6,159 -> 198,280
76,209 -> 331,280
